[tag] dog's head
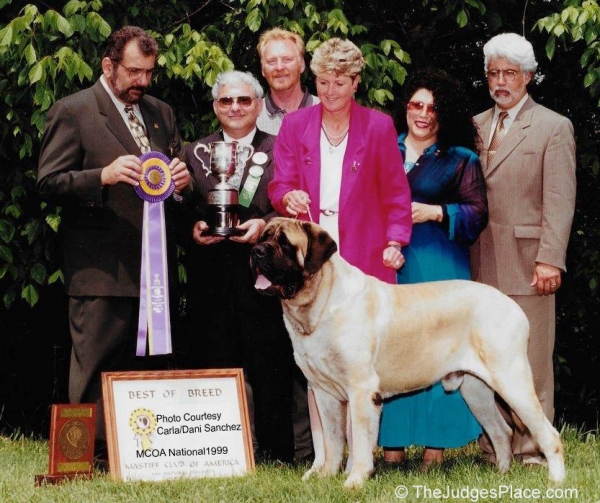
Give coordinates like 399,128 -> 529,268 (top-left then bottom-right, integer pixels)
250,217 -> 338,299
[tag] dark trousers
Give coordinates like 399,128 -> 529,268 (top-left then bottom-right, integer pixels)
179,242 -> 295,462
69,296 -> 173,443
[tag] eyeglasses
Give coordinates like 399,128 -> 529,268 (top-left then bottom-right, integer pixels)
407,101 -> 436,116
215,96 -> 257,107
118,63 -> 155,80
486,69 -> 521,81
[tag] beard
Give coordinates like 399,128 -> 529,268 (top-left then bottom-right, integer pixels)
109,74 -> 147,104
267,70 -> 300,92
489,85 -> 525,108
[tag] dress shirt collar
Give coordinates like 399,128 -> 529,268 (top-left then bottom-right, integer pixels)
223,127 -> 257,146
99,75 -> 144,125
492,93 -> 529,131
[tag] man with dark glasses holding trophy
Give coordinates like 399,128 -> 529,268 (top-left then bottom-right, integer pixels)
180,70 -> 295,463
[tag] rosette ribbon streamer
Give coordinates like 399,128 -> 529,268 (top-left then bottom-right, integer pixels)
134,152 -> 175,356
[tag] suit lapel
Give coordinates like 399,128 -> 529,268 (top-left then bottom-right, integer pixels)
485,97 -> 534,177
300,107 -> 323,213
93,80 -> 141,154
339,101 -> 366,212
239,129 -> 268,188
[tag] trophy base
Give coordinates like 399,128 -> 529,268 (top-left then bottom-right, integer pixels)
207,203 -> 241,237
206,227 -> 245,237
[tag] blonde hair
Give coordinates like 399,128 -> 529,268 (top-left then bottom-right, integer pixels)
257,27 -> 305,60
310,38 -> 364,78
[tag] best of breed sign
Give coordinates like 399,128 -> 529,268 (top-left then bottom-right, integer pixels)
101,369 -> 254,481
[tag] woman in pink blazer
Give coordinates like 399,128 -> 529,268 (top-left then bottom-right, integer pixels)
268,38 -> 412,284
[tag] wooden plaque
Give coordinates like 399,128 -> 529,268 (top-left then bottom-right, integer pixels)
35,403 -> 96,485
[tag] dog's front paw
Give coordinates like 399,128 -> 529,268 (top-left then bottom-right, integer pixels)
343,470 -> 369,489
302,462 -> 321,481
302,460 -> 341,481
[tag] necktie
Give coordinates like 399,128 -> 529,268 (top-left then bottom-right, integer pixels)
487,111 -> 508,164
125,106 -> 151,153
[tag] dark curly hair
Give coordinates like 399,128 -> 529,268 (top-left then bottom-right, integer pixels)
103,26 -> 158,63
395,68 -> 480,152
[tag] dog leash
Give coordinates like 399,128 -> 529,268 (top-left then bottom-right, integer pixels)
295,194 -> 313,222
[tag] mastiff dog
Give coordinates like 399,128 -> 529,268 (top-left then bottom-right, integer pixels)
250,217 -> 565,489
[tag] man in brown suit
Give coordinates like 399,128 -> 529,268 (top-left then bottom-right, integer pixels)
37,26 -> 190,463
471,32 -> 576,464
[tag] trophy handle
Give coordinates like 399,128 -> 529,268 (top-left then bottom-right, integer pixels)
236,144 -> 255,170
193,143 -> 211,177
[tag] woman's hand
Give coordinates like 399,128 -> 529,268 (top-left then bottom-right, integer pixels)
383,244 -> 405,270
282,190 -> 311,216
411,202 -> 443,224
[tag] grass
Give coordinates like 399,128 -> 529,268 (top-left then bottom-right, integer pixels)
1,425 -> 599,502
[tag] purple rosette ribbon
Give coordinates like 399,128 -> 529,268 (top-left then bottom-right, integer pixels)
135,151 -> 174,356
135,151 -> 175,202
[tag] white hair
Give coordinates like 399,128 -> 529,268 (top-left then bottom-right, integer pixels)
211,71 -> 264,99
483,33 -> 538,73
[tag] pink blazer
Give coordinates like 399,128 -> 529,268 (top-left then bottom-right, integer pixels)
269,100 -> 412,283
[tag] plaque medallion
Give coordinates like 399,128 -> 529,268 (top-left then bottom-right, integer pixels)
58,419 -> 90,460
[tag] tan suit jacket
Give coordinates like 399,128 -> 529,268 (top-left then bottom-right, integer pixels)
471,96 -> 576,295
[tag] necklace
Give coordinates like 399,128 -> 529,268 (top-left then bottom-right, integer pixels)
321,123 -> 350,153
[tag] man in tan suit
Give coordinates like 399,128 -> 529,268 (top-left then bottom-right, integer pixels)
471,33 -> 576,464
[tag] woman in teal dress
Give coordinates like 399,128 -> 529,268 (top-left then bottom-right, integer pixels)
379,68 -> 488,467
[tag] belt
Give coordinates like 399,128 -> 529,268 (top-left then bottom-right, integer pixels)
320,209 -> 339,216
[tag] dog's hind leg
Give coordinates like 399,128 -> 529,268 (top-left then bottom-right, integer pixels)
494,377 -> 565,483
302,387 -> 345,481
344,404 -> 353,474
459,374 -> 512,473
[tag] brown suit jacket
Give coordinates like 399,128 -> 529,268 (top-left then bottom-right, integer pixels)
470,96 -> 576,296
37,79 -> 184,297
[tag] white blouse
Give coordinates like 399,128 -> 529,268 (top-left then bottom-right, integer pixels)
319,129 -> 348,249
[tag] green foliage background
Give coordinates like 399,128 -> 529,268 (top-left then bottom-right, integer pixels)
0,0 -> 598,433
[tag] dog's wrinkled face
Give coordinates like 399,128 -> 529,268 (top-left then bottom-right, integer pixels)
250,217 -> 338,299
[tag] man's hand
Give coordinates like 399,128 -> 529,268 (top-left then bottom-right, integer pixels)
170,157 -> 190,194
230,219 -> 266,244
192,220 -> 225,246
531,262 -> 562,296
101,155 -> 142,186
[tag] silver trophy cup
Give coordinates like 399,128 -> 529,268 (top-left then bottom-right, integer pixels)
193,141 -> 254,236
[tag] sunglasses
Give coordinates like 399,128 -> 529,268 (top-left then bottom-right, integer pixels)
407,101 -> 437,115
215,96 -> 257,107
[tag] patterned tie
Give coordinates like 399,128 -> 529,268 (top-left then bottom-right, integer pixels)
125,106 -> 151,153
487,111 -> 508,164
